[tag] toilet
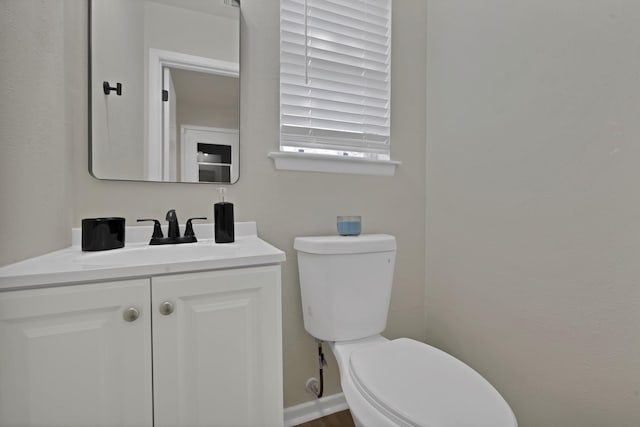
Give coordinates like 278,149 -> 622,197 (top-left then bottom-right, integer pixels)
294,234 -> 517,427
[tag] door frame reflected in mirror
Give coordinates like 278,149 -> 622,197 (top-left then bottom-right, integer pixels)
147,49 -> 239,182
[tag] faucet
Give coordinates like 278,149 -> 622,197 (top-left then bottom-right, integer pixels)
166,209 -> 180,239
137,210 -> 207,245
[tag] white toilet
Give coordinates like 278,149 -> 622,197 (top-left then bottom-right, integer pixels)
294,234 -> 517,427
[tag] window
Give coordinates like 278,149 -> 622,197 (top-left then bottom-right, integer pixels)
270,0 -> 399,175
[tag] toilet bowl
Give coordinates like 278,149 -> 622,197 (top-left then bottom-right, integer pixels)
294,234 -> 517,427
330,336 -> 517,427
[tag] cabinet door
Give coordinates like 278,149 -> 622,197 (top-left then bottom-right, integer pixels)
0,280 -> 153,427
152,266 -> 283,427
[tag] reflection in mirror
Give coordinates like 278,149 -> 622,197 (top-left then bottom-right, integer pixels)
90,0 -> 240,183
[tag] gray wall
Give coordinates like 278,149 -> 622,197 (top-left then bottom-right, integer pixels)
426,1 -> 640,426
0,0 -> 427,408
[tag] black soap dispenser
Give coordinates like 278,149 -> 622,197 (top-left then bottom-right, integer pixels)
214,188 -> 234,243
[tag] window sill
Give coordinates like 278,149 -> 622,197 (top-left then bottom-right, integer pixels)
268,152 -> 400,176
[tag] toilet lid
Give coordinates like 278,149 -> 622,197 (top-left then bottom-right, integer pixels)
348,338 -> 516,427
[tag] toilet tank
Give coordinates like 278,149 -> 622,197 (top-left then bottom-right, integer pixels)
294,235 -> 396,342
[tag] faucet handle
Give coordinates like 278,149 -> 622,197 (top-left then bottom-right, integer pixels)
185,217 -> 208,237
137,219 -> 164,238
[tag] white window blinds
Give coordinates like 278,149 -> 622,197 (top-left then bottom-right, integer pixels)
280,0 -> 392,160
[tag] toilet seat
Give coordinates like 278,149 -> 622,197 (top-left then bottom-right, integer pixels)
348,338 -> 517,427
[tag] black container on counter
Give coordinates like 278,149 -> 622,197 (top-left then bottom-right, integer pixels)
214,188 -> 234,243
82,217 -> 125,251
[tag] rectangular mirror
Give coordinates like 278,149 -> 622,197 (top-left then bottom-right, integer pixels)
89,0 -> 240,183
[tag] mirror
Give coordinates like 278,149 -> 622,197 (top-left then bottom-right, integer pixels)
89,0 -> 240,183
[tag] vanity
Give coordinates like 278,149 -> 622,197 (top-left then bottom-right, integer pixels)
0,222 -> 285,427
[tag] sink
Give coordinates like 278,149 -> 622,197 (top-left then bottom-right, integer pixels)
0,221 -> 287,290
76,242 -> 237,267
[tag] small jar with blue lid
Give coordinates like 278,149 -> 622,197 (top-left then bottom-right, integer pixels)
337,216 -> 361,236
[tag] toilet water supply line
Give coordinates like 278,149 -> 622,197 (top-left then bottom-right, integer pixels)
314,340 -> 327,398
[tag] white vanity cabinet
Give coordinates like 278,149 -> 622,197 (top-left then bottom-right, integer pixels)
0,279 -> 153,427
152,266 -> 283,427
0,265 -> 283,427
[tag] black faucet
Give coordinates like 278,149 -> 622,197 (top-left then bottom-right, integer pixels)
166,209 -> 180,239
137,210 -> 207,245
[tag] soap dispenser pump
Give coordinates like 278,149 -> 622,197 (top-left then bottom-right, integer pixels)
214,187 -> 234,243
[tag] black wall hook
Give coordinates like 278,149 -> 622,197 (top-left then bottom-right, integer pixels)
103,81 -> 122,96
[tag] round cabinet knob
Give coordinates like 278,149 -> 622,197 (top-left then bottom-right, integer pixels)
123,307 -> 140,322
159,301 -> 175,316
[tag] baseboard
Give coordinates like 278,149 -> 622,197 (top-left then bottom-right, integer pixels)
283,393 -> 349,427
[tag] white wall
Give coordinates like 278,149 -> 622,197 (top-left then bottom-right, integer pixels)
91,0 -> 145,180
426,1 -> 640,426
173,69 -> 239,130
177,101 -> 238,130
0,0 -> 427,408
144,1 -> 238,63
0,1 -> 74,265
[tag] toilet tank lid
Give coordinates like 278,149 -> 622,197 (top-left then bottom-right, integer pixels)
294,234 -> 396,255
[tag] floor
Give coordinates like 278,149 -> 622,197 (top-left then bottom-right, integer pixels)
295,410 -> 356,427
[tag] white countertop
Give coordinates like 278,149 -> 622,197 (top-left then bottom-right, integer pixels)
0,222 -> 285,291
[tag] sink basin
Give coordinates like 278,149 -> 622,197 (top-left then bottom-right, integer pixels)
76,242 -> 237,267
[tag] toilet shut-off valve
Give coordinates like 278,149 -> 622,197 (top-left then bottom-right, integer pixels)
306,341 -> 326,398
